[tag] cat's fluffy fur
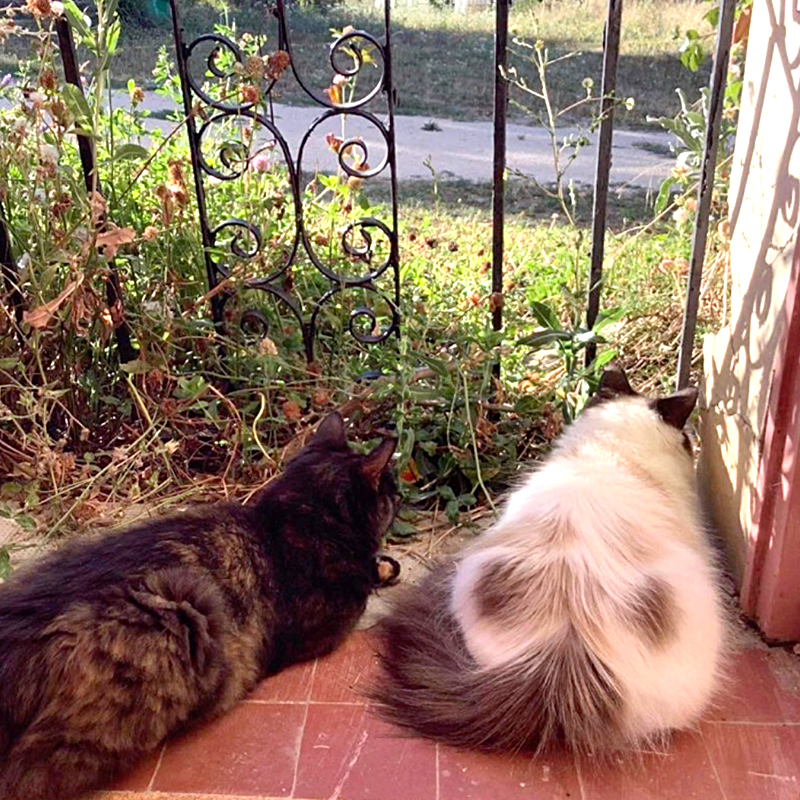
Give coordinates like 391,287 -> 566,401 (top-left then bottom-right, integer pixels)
372,367 -> 725,755
0,413 -> 399,800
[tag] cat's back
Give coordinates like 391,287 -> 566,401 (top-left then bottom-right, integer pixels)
456,416 -> 722,716
0,502 -> 260,640
496,440 -> 697,559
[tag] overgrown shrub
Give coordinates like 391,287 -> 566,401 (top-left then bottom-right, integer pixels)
0,0 -> 723,545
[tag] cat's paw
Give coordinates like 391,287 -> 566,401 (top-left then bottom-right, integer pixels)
375,555 -> 401,587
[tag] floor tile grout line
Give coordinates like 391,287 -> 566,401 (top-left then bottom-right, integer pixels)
246,700 -> 369,707
290,659 -> 317,799
435,743 -> 440,800
703,720 -> 800,727
147,741 -> 168,791
574,753 -> 587,800
304,657 -> 318,704
698,724 -> 731,800
291,701 -> 312,799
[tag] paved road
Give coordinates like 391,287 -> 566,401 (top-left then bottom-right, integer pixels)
116,90 -> 675,190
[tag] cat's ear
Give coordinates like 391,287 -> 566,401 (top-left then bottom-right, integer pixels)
597,365 -> 636,397
654,387 -> 698,430
362,438 -> 397,488
313,412 -> 347,448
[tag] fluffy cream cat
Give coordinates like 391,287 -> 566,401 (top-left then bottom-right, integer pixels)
372,366 -> 726,755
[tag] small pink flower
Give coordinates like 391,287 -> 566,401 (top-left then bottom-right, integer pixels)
332,74 -> 347,86
250,152 -> 272,173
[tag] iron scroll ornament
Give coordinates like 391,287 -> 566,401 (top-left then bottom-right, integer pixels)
167,0 -> 400,363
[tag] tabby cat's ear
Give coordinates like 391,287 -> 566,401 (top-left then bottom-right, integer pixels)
598,365 -> 636,397
314,412 -> 347,448
654,387 -> 698,430
362,438 -> 397,489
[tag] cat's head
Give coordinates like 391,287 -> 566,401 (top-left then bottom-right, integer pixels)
281,412 -> 399,538
580,364 -> 698,459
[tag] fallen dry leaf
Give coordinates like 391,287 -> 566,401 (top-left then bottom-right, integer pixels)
96,227 -> 135,261
89,190 -> 107,226
733,6 -> 751,47
23,274 -> 84,329
282,400 -> 302,423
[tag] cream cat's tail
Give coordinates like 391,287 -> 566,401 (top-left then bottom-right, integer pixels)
371,564 -> 624,754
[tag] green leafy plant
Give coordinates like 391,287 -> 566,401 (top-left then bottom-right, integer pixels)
516,299 -> 623,422
655,0 -> 750,221
499,27 -> 630,419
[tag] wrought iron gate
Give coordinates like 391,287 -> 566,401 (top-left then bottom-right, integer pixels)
490,0 -> 736,388
167,0 -> 400,364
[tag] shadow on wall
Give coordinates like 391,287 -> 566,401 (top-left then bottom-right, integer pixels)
699,0 -> 800,582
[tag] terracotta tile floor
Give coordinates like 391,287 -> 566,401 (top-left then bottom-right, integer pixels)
95,632 -> 800,800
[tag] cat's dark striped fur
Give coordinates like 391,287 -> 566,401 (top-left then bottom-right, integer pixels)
0,412 -> 399,800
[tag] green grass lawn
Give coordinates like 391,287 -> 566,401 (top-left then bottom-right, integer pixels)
93,0 -> 712,127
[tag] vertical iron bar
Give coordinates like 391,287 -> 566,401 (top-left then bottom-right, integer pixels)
384,0 -> 400,336
55,16 -> 96,193
168,0 -> 227,331
676,0 -> 736,389
55,14 -> 137,363
585,0 -> 622,366
274,0 -> 315,364
0,206 -> 24,339
491,0 -> 509,380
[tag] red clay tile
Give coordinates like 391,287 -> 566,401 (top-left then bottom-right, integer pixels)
106,748 -> 161,791
764,648 -> 800,721
578,729 -> 724,800
310,632 -> 381,704
706,648 -> 797,723
438,745 -> 580,800
702,723 -> 800,800
294,702 -> 437,800
152,702 -> 306,796
249,659 -> 316,703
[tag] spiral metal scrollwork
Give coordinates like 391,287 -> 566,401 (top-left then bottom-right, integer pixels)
184,34 -> 254,113
298,109 -> 390,179
311,283 -> 399,346
168,0 -> 399,363
342,218 -> 393,275
337,137 -> 387,179
240,308 -> 271,338
326,30 -> 387,110
348,303 -> 396,345
210,219 -> 262,262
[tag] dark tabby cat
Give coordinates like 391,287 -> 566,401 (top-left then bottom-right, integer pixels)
0,412 -> 399,800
